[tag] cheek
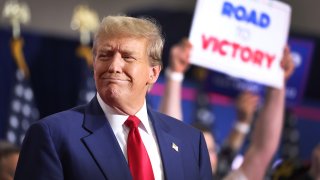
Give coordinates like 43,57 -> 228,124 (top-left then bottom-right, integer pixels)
93,65 -> 106,88
136,72 -> 150,85
94,62 -> 109,76
129,66 -> 149,81
93,68 -> 100,83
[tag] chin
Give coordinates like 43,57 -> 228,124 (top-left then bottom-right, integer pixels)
103,88 -> 121,99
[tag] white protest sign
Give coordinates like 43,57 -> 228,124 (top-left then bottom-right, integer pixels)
189,0 -> 291,88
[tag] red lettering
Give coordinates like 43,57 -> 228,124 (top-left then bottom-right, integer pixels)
265,54 -> 275,68
202,34 -> 219,52
211,37 -> 219,52
253,50 -> 264,66
219,40 -> 230,56
240,47 -> 252,62
201,34 -> 276,70
202,34 -> 213,50
231,43 -> 240,58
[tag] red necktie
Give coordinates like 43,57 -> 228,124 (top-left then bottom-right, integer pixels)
125,115 -> 155,180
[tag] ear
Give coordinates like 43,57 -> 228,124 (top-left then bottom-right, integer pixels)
92,55 -> 98,82
147,65 -> 161,84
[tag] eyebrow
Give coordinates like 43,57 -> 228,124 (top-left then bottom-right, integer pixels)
119,49 -> 137,56
97,46 -> 113,52
100,46 -> 138,56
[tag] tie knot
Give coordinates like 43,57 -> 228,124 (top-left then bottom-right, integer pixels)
125,115 -> 140,129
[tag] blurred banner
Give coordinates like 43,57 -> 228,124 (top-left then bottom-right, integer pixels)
285,38 -> 314,107
203,37 -> 315,107
189,0 -> 291,88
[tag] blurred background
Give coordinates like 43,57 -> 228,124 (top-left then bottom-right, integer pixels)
0,0 -> 319,173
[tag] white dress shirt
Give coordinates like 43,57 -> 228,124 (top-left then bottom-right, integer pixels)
97,93 -> 164,180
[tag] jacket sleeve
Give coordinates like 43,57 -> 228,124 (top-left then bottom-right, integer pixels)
14,122 -> 63,180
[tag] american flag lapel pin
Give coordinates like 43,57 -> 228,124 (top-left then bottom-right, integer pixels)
172,142 -> 179,152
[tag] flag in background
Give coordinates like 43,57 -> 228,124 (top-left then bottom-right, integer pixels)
77,62 -> 96,105
71,5 -> 99,104
6,69 -> 39,145
76,45 -> 96,105
2,0 -> 37,145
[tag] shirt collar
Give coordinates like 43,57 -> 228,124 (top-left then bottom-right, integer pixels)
96,93 -> 152,134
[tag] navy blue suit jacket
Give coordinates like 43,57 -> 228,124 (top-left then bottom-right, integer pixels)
15,97 -> 213,180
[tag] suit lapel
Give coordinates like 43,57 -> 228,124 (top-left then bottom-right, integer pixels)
148,109 -> 184,180
82,97 -> 132,180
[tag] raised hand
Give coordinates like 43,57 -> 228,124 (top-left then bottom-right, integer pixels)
280,45 -> 295,81
169,38 -> 192,73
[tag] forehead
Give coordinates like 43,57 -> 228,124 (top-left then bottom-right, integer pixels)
96,35 -> 148,52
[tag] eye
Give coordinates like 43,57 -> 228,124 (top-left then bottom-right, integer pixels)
97,55 -> 108,61
122,54 -> 136,62
97,51 -> 113,61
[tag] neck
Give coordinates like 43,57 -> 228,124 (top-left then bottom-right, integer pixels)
98,95 -> 145,115
108,102 -> 144,115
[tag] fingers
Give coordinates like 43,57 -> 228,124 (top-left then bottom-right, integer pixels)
280,45 -> 290,69
169,38 -> 192,73
179,38 -> 192,49
280,45 -> 295,81
177,38 -> 192,61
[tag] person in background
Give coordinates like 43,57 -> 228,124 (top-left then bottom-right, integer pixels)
272,143 -> 320,180
159,39 -> 295,179
14,15 -> 213,180
309,144 -> 320,180
216,91 -> 259,178
223,44 -> 294,180
159,39 -> 259,177
0,140 -> 20,180
191,122 -> 218,175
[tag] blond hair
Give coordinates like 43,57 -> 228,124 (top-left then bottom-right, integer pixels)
93,15 -> 164,67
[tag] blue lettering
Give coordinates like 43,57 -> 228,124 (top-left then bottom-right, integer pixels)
221,1 -> 271,29
247,10 -> 257,26
259,13 -> 270,28
235,6 -> 246,21
222,1 -> 233,17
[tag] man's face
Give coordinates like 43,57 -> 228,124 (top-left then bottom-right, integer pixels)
93,36 -> 160,113
0,153 -> 19,180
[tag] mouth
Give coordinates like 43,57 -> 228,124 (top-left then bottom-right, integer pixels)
102,77 -> 129,83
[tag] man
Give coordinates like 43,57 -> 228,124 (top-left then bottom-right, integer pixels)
14,16 -> 213,180
0,140 -> 20,180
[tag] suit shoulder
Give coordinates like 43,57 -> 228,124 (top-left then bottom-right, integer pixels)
37,104 -> 86,127
26,104 -> 88,144
151,110 -> 200,135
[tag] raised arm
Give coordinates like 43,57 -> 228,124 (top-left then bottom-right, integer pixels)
158,39 -> 191,120
224,91 -> 259,151
216,91 -> 259,178
224,46 -> 295,180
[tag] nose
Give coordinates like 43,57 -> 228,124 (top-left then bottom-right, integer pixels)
108,52 -> 124,73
